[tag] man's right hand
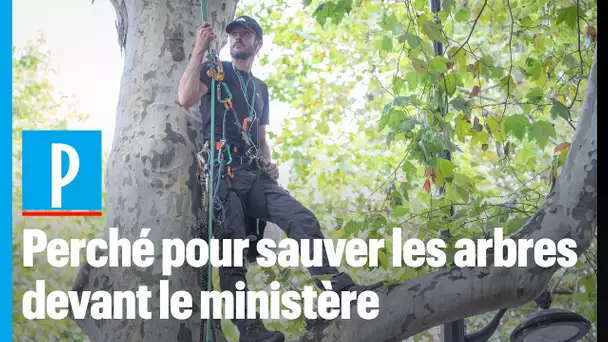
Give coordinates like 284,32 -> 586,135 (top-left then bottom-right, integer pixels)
194,22 -> 216,57
258,156 -> 279,181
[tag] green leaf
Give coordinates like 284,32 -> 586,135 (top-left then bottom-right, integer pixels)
504,114 -> 529,140
392,205 -> 409,217
429,56 -> 448,73
313,2 -> 336,26
393,96 -> 412,106
412,59 -> 428,74
453,183 -> 470,203
447,46 -> 466,65
556,6 -> 579,29
379,109 -> 396,131
525,58 -> 542,80
420,40 -> 436,57
399,182 -> 409,201
455,8 -> 470,23
317,122 -> 330,134
336,0 -> 353,15
343,220 -> 360,237
377,250 -> 389,270
405,71 -> 419,89
580,273 -> 596,293
532,35 -> 546,50
426,218 -> 444,232
563,54 -> 579,68
550,102 -> 570,121
453,173 -> 473,191
392,20 -> 405,34
401,161 -> 417,181
369,213 -> 388,229
455,114 -> 471,142
388,109 -> 406,128
399,117 -> 421,132
442,0 -> 456,13
312,1 -> 352,26
264,268 -> 276,282
528,120 -> 556,149
392,75 -> 405,94
450,97 -> 472,114
470,130 -> 490,146
422,18 -> 446,43
383,96 -> 412,114
381,36 -> 393,52
439,73 -> 458,97
526,87 -> 544,103
500,75 -> 517,93
379,12 -> 399,32
519,16 -> 533,28
505,217 -> 528,235
485,116 -> 505,144
381,96 -> 413,130
404,32 -> 421,49
436,157 -> 456,183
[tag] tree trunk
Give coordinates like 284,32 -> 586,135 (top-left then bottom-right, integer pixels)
71,0 -> 238,341
290,47 -> 597,342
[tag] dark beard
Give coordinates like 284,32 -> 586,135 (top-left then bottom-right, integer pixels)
231,47 -> 254,60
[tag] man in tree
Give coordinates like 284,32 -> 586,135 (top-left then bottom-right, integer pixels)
178,16 -> 384,342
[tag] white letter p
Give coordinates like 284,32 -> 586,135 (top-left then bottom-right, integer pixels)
51,143 -> 79,208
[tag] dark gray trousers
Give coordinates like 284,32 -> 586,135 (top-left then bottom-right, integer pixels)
213,164 -> 355,331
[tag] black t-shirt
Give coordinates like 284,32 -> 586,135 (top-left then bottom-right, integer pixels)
199,60 -> 269,152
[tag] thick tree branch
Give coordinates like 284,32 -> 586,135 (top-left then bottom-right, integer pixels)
290,46 -> 597,342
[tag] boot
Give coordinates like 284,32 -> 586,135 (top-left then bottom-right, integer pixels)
239,321 -> 285,342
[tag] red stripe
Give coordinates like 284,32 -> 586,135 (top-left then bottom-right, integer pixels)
22,211 -> 103,217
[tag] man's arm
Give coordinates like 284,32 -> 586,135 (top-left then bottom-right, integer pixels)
178,56 -> 208,108
258,86 -> 279,180
259,125 -> 272,161
177,23 -> 214,108
258,124 -> 279,181
259,84 -> 272,161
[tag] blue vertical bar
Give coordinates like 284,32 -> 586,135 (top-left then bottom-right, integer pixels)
2,0 -> 12,338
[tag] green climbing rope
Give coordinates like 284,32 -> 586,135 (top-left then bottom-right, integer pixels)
200,2 -> 214,342
207,77 -> 215,342
198,3 -> 256,340
233,67 -> 256,144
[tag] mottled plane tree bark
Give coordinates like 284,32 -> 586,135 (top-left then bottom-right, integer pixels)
70,0 -> 597,341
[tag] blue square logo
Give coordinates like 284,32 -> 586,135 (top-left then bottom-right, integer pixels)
22,130 -> 102,214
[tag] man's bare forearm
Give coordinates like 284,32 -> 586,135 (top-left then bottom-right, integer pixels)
260,140 -> 272,161
178,53 -> 206,107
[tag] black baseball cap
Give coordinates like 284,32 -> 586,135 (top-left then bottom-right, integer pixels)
226,15 -> 263,41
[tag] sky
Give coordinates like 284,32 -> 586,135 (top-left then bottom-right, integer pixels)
12,0 -> 291,154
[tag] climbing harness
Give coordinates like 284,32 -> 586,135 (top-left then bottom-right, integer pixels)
197,2 -> 265,342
